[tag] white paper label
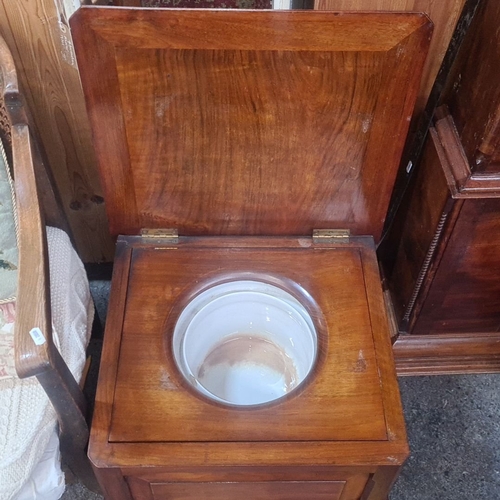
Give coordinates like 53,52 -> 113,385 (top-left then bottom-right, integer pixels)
30,327 -> 46,346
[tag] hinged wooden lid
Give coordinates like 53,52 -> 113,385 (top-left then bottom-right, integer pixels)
71,8 -> 432,241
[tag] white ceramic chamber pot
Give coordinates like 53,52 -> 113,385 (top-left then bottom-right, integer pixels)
172,280 -> 318,407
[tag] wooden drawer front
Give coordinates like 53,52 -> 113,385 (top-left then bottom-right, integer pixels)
124,467 -> 374,500
151,481 -> 346,500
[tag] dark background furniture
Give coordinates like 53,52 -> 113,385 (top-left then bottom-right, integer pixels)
385,0 -> 500,374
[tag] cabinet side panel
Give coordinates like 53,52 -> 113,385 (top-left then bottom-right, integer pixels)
413,198 -> 500,334
384,131 -> 450,325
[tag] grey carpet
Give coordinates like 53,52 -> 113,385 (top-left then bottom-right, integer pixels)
391,374 -> 500,499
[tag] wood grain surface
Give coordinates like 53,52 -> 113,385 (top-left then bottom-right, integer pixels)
12,124 -> 53,379
0,0 -> 114,262
110,243 -> 387,443
314,0 -> 467,125
0,0 -> 466,263
394,333 -> 500,375
1,35 -> 99,489
150,481 -> 347,500
89,236 -> 407,498
386,122 -> 500,338
444,0 -> 500,174
433,112 -> 500,197
90,236 -> 407,461
71,8 -> 432,241
386,128 -> 452,326
124,466 -> 373,500
412,196 -> 500,334
389,0 -> 500,339
78,10 -> 413,497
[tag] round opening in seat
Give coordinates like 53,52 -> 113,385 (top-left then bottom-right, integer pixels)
172,280 -> 318,407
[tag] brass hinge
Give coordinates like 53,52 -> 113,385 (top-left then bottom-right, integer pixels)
312,229 -> 350,244
140,228 -> 179,242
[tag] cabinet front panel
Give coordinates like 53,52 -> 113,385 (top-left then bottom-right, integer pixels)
151,481 -> 346,500
124,466 -> 374,500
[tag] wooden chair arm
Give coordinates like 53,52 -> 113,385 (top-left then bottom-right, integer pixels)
12,117 -> 87,404
12,115 -> 89,451
12,120 -> 87,404
3,31 -> 87,419
0,36 -> 51,378
1,32 -> 99,492
12,123 -> 52,378
12,121 -> 96,489
0,24 -> 47,378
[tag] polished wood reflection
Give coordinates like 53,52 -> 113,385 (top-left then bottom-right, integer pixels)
71,8 -> 432,242
71,8 -> 422,498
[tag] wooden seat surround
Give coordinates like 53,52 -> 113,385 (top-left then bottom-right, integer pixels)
71,8 -> 432,499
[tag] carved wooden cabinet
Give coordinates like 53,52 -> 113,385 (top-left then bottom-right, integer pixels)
387,0 -> 500,374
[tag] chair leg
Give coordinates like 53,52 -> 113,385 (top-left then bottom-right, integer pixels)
61,439 -> 102,494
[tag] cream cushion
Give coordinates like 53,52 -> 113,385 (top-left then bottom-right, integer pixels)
0,137 -> 17,305
0,227 -> 93,500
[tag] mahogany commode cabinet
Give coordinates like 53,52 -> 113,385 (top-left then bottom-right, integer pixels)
71,7 -> 432,500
